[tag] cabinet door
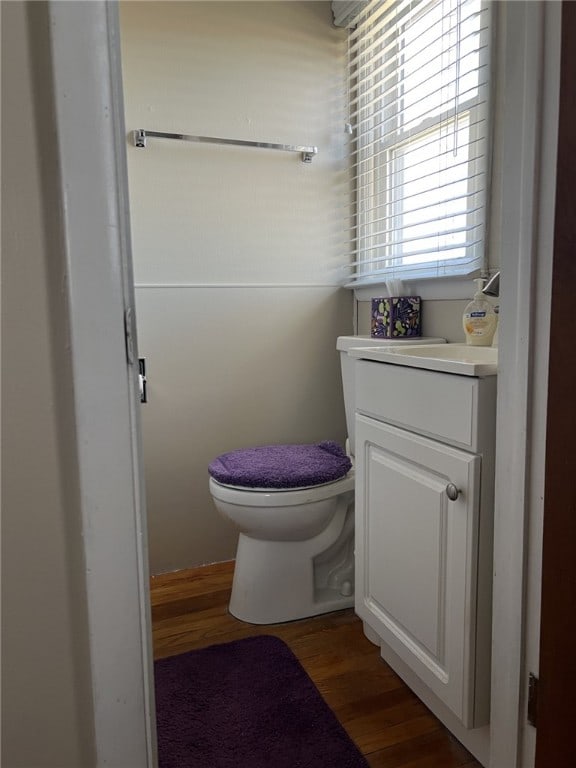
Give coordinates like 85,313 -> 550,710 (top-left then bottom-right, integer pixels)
355,415 -> 481,727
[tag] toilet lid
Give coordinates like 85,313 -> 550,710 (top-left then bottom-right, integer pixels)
208,441 -> 352,490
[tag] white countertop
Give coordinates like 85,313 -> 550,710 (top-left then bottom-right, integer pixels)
349,343 -> 498,377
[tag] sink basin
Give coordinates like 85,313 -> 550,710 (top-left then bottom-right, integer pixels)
349,343 -> 498,376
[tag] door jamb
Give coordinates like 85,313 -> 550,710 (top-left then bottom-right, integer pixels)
47,1 -> 562,766
48,2 -> 156,765
489,3 -> 560,767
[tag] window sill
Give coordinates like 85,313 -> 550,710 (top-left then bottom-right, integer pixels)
346,274 -> 477,302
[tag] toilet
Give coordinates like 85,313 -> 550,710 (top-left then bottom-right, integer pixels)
209,334 -> 445,624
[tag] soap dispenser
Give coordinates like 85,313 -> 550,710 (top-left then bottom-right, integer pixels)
463,279 -> 497,346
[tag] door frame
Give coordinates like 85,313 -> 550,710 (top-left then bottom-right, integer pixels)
48,2 -> 156,765
488,2 -> 561,767
47,1 -> 561,767
535,3 -> 576,766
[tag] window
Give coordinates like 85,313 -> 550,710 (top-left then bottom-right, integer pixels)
344,0 -> 492,286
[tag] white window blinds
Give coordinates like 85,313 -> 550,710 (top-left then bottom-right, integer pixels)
344,0 -> 492,285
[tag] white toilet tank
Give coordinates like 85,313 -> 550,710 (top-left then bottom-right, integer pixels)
336,335 -> 446,456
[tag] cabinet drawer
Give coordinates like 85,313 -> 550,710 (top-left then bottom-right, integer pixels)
355,360 -> 480,450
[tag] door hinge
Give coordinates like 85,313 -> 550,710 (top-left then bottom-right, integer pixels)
527,672 -> 539,728
124,307 -> 135,365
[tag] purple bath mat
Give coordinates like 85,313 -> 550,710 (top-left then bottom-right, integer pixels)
154,634 -> 368,768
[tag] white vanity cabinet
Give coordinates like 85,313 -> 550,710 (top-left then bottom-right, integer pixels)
354,359 -> 497,731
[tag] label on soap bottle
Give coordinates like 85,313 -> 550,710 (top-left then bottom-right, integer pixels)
463,308 -> 496,345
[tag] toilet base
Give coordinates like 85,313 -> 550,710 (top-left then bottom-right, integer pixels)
229,569 -> 354,625
228,491 -> 354,624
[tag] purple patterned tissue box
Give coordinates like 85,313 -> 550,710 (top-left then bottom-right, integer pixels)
371,296 -> 421,338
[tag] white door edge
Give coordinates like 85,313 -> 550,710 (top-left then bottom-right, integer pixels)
489,3 -> 559,767
48,2 -> 156,765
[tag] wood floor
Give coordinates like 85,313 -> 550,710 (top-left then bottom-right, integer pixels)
151,560 -> 481,768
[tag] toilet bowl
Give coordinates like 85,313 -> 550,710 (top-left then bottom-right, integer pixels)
209,471 -> 355,624
208,334 -> 446,625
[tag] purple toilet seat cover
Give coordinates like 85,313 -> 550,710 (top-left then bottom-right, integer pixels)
208,441 -> 352,489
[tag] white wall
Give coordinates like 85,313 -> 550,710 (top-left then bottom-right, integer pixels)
1,3 -> 95,765
120,1 -> 353,573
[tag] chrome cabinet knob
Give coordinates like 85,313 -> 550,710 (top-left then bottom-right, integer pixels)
446,483 -> 460,501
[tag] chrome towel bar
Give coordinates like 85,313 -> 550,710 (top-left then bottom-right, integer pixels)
132,129 -> 318,164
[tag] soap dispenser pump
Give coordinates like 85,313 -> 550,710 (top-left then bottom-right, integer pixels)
463,278 -> 497,346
